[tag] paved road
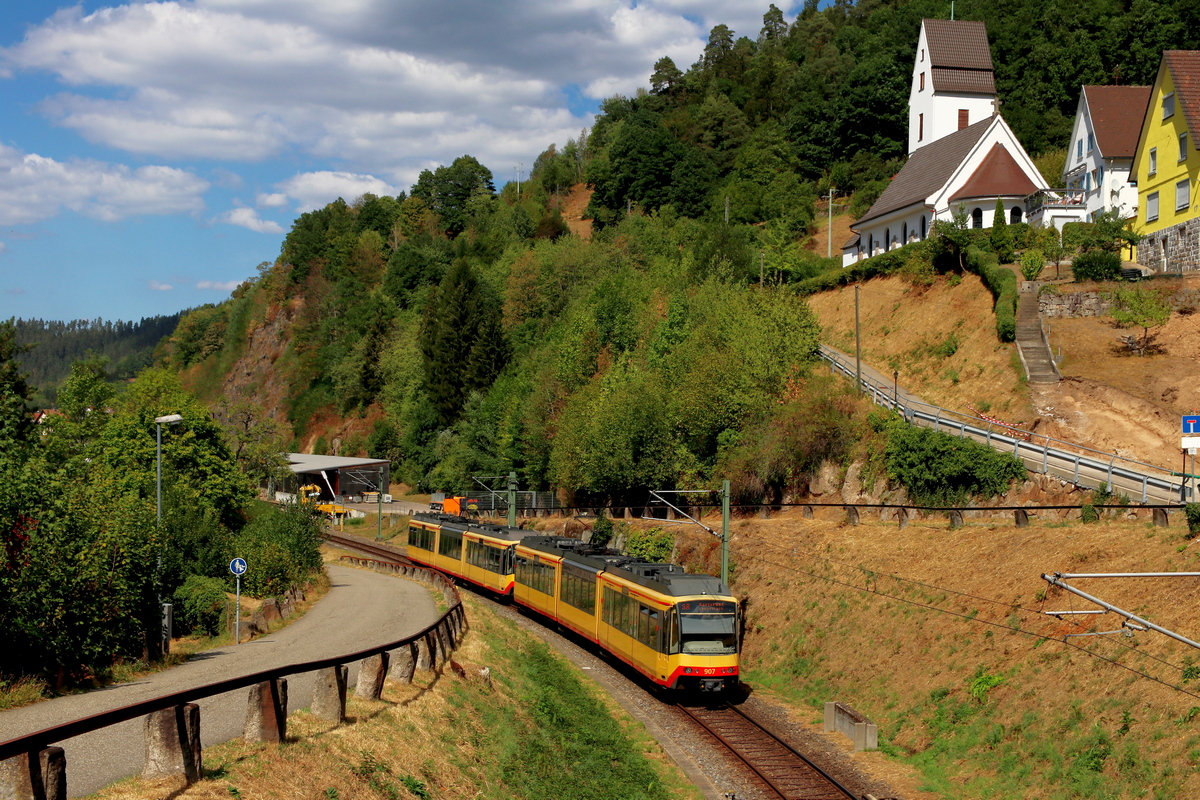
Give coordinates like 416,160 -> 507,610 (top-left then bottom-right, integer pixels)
0,564 -> 438,797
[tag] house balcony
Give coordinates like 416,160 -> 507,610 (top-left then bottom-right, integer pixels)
1025,188 -> 1086,216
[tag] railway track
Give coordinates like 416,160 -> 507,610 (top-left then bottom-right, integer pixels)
327,530 -> 884,800
676,702 -> 861,800
324,531 -> 411,563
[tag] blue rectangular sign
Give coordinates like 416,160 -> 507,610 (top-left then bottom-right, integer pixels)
1184,415 -> 1200,434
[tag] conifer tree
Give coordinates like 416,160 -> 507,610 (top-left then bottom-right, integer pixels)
990,199 -> 1015,263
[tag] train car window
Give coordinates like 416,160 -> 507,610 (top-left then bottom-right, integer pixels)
649,609 -> 661,652
677,599 -> 737,655
560,564 -> 597,614
638,606 -> 651,645
666,608 -> 681,655
438,528 -> 463,559
409,525 -> 435,552
467,540 -> 507,574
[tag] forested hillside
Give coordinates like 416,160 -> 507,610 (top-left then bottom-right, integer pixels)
14,315 -> 181,405
581,0 -> 1197,228
165,0 -> 1184,502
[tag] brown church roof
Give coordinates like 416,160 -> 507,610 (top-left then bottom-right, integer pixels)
1083,85 -> 1151,158
931,66 -> 995,95
1164,51 -> 1200,150
855,117 -> 993,226
925,20 -> 993,71
924,20 -> 995,96
949,143 -> 1039,201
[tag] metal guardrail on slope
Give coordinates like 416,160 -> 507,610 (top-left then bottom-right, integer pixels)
817,345 -> 1194,504
0,559 -> 463,764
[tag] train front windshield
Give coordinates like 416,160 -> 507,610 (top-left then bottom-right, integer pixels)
678,599 -> 737,655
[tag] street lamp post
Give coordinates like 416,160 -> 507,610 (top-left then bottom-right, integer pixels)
154,413 -> 183,654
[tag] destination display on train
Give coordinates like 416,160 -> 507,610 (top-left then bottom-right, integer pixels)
679,600 -> 735,615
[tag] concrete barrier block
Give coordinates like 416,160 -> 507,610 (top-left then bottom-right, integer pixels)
0,750 -> 44,800
311,665 -> 348,723
1015,508 -> 1030,527
845,506 -> 860,526
1154,507 -> 1169,527
243,679 -> 287,743
389,643 -> 417,684
897,507 -> 909,529
356,653 -> 389,701
949,510 -> 964,529
143,704 -> 201,784
37,749 -> 64,800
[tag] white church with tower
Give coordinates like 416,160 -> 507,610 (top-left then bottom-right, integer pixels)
843,18 -> 1087,266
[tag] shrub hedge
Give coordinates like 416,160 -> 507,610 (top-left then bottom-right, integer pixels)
1071,250 -> 1122,282
793,245 -> 912,295
965,246 -> 1017,342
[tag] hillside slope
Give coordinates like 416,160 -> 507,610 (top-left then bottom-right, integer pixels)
807,272 -> 1189,472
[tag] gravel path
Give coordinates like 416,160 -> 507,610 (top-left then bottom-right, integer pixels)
0,564 -> 438,798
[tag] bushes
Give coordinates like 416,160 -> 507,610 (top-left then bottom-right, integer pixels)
966,246 -> 1017,342
1072,250 -> 1121,283
233,503 -> 325,597
793,245 -> 912,295
1186,504 -> 1200,539
174,576 -> 228,636
884,423 -> 1026,506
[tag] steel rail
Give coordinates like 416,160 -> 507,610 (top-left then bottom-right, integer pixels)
676,702 -> 858,800
817,344 -> 1193,503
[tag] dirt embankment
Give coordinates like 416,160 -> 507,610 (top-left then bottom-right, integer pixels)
560,183 -> 593,240
809,271 -> 1200,472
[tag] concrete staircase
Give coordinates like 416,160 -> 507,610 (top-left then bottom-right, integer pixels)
1015,278 -> 1060,384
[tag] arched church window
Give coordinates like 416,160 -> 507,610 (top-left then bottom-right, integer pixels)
1010,206 -> 1023,224
972,208 -> 983,228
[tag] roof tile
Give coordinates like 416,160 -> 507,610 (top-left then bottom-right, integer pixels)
949,143 -> 1039,201
1164,51 -> 1200,151
855,117 -> 993,226
931,66 -> 995,95
924,19 -> 993,71
1082,85 -> 1151,158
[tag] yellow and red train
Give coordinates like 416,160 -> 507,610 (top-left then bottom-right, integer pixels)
406,512 -> 739,692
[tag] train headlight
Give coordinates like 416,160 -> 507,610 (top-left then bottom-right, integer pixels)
684,668 -> 692,674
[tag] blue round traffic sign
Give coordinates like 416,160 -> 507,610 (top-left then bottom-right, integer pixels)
229,557 -> 248,576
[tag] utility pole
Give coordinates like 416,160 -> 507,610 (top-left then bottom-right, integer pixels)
721,480 -> 730,586
507,471 -> 517,528
854,284 -> 863,394
724,196 -> 730,224
760,252 -> 765,286
517,162 -> 523,199
827,187 -> 836,259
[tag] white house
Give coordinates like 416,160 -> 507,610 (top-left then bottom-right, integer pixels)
908,19 -> 998,155
844,115 -> 1051,265
844,18 -> 1087,266
1062,85 -> 1151,221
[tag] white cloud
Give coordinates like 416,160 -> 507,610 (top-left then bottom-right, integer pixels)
149,280 -> 174,291
217,206 -> 284,233
0,1 -> 782,181
276,170 -> 397,212
197,279 -> 242,291
0,242 -> 6,254
256,192 -> 288,208
0,143 -> 208,226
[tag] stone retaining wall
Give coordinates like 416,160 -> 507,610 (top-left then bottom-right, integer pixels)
1039,286 -> 1200,318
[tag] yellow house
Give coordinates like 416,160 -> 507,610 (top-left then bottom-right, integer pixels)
1132,51 -> 1200,271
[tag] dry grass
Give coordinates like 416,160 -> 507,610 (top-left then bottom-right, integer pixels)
807,208 -> 855,260
87,593 -> 700,800
690,507 -> 1200,798
806,273 -> 1030,420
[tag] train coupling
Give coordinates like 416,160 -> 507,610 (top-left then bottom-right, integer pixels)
700,678 -> 725,692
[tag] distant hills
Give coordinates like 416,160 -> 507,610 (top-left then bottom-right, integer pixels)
12,314 -> 182,405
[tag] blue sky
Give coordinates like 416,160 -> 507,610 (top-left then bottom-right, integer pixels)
0,1 -> 794,322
